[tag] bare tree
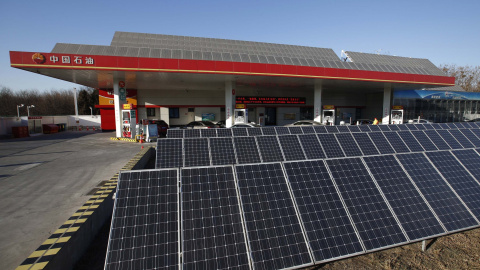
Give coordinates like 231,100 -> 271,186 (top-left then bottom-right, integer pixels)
440,65 -> 480,92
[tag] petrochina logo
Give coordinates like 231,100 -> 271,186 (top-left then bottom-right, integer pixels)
32,53 -> 46,64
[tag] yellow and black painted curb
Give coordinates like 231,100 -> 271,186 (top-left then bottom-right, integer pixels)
16,147 -> 154,270
110,137 -> 138,142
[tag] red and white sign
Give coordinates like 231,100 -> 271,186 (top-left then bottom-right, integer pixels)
119,81 -> 125,88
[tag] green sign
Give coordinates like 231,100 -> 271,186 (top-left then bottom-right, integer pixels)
119,88 -> 126,101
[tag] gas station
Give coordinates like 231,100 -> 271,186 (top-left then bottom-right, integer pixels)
10,31 -> 460,139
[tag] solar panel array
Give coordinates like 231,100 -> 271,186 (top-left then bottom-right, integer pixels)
159,123 -> 480,169
51,32 -> 446,76
167,122 -> 480,138
107,123 -> 480,269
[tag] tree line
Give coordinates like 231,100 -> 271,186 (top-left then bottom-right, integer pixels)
0,65 -> 478,117
0,87 -> 98,117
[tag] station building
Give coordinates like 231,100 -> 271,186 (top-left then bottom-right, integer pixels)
10,31 -> 468,137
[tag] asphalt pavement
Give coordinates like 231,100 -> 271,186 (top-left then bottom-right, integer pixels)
0,131 -> 152,270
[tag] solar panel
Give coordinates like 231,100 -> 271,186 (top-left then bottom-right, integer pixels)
378,125 -> 391,132
396,153 -> 479,232
278,135 -> 306,161
105,169 -> 179,270
300,126 -> 315,134
448,129 -> 475,148
167,129 -> 184,138
422,124 -> 435,130
284,160 -> 364,261
183,138 -> 211,167
382,132 -> 411,153
156,139 -> 183,168
261,127 -> 277,135
458,129 -> 480,147
184,129 -> 201,138
387,125 -> 400,131
317,133 -> 345,158
397,124 -> 410,131
451,149 -> 480,180
235,163 -> 313,269
423,130 -> 451,150
469,128 -> 480,140
325,126 -> 339,133
397,131 -> 424,152
363,155 -> 445,241
233,137 -> 262,164
414,124 -> 427,130
410,130 -> 438,151
368,125 -> 381,132
209,137 -> 237,165
288,126 -> 304,135
326,158 -> 408,250
298,134 -> 326,159
430,123 -> 442,130
358,125 -> 370,132
256,136 -> 285,162
347,125 -> 361,133
335,133 -> 363,157
336,125 -> 350,133
181,166 -> 250,269
436,130 -> 463,149
200,128 -> 217,138
275,126 -> 291,135
445,123 -> 457,129
352,132 -> 380,156
405,124 -> 419,131
217,128 -> 233,137
232,128 -> 248,137
471,122 -> 480,128
426,151 -> 480,219
313,125 -> 327,133
247,127 -> 263,136
438,123 -> 450,129
367,132 -> 396,154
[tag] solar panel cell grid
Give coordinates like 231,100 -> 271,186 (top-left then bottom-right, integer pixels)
217,128 -> 233,137
325,126 -> 339,134
184,129 -> 201,138
313,125 -> 327,133
288,126 -> 304,135
459,129 -> 480,147
210,137 -> 237,165
396,124 -> 410,131
326,158 -> 408,250
298,134 -> 326,159
423,130 -> 451,150
405,124 -> 419,131
233,137 -> 262,164
397,131 -> 424,152
396,153 -> 479,232
156,139 -> 183,168
358,125 -> 371,132
448,130 -> 475,148
426,151 -> 480,219
378,125 -> 391,132
284,160 -> 364,261
278,135 -> 306,161
335,133 -> 363,157
387,125 -> 400,131
363,155 -> 445,241
275,126 -> 291,135
200,129 -> 217,138
352,132 -> 380,156
317,133 -> 345,158
247,128 -> 263,136
300,126 -> 316,134
367,125 -> 381,132
105,170 -> 179,270
261,127 -> 277,135
347,125 -> 361,133
451,149 -> 480,181
167,129 -> 184,138
410,131 -> 438,151
235,163 -> 313,269
181,167 -> 250,270
367,132 -> 396,154
436,130 -> 463,149
256,136 -> 285,162
183,138 -> 211,167
336,125 -> 350,133
232,128 -> 248,137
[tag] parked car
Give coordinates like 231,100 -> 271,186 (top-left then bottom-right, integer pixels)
184,121 -> 219,129
354,119 -> 373,125
230,123 -> 261,128
216,120 -> 226,128
285,120 -> 323,126
408,119 -> 433,124
146,119 -> 169,137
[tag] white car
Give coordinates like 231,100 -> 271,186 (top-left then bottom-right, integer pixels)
284,120 -> 323,126
409,119 -> 433,124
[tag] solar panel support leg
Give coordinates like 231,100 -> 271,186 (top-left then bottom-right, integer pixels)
422,240 -> 426,252
422,238 -> 438,252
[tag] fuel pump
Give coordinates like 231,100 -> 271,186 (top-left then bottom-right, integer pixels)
391,106 -> 404,124
122,104 -> 137,138
234,104 -> 248,124
322,105 -> 335,125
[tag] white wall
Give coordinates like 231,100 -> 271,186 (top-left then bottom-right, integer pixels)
0,115 -> 101,135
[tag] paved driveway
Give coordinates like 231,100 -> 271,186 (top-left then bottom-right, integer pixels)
0,131 -> 150,270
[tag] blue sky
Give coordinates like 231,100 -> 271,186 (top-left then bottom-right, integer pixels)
1,0 -> 479,91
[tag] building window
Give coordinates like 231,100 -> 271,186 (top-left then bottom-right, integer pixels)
169,107 -> 180,118
146,108 -> 156,117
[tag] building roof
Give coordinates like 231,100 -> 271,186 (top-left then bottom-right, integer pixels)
50,31 -> 447,77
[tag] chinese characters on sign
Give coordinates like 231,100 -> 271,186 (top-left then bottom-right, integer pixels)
48,55 -> 94,65
236,96 -> 306,104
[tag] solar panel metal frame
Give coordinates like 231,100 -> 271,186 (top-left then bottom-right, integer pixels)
209,137 -> 237,165
156,138 -> 183,168
233,136 -> 262,164
183,138 -> 211,167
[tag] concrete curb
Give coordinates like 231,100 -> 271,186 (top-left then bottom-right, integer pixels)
15,146 -> 155,270
109,137 -> 138,143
